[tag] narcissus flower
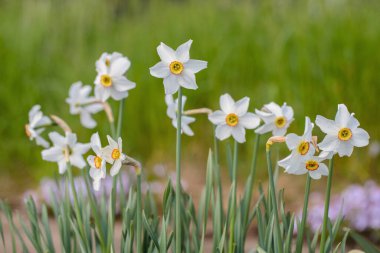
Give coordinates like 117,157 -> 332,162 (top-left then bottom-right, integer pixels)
278,117 -> 315,170
208,93 -> 260,143
165,94 -> 195,136
255,102 -> 294,136
87,133 -> 106,191
286,156 -> 329,180
42,132 -> 90,174
66,82 -> 103,129
94,52 -> 136,101
150,40 -> 207,94
316,104 -> 369,157
25,105 -> 52,148
102,135 -> 126,176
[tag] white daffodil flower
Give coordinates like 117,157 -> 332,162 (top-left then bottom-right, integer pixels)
165,94 -> 195,136
87,133 -> 106,191
102,135 -> 126,176
255,102 -> 294,136
42,132 -> 90,174
278,117 -> 315,170
316,104 -> 369,157
25,105 -> 52,148
285,155 -> 329,180
149,40 -> 207,95
66,81 -> 104,129
208,93 -> 260,143
94,52 -> 136,101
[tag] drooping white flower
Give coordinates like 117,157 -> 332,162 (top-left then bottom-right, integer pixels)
94,52 -> 136,101
87,133 -> 106,191
278,117 -> 315,170
102,135 -> 126,176
42,132 -> 90,174
316,104 -> 369,157
255,102 -> 294,136
208,93 -> 260,143
285,155 -> 329,180
25,105 -> 52,148
150,40 -> 207,95
66,81 -> 103,129
165,94 -> 195,136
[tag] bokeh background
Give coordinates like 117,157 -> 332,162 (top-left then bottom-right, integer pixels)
0,0 -> 380,206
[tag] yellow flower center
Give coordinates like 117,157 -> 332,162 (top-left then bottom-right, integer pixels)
169,61 -> 184,75
275,116 -> 287,128
100,74 -> 112,87
105,58 -> 110,67
297,141 -> 310,155
111,148 -> 121,160
94,156 -> 102,169
338,127 -> 352,141
225,113 -> 239,127
305,160 -> 319,171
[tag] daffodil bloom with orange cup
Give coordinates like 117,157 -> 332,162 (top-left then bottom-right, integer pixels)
208,93 -> 260,143
165,94 -> 195,136
87,133 -> 106,191
102,135 -> 127,176
285,155 -> 329,180
255,102 -> 294,136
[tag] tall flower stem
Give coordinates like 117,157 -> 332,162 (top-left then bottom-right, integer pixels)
175,88 -> 183,253
296,174 -> 312,252
320,158 -> 334,252
213,130 -> 224,229
136,170 -> 142,253
266,149 -> 283,253
228,140 -> 238,253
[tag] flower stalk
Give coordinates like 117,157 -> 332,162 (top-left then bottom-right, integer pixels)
175,87 -> 183,253
320,158 -> 334,252
296,173 -> 312,252
228,140 -> 238,253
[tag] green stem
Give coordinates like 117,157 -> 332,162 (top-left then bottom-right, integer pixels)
116,99 -> 125,138
136,173 -> 142,253
296,174 -> 312,252
228,140 -> 238,253
245,134 -> 260,215
213,128 -> 224,224
266,150 -> 283,253
320,158 -> 334,253
175,88 -> 183,253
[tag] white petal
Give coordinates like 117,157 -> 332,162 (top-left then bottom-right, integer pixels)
255,123 -> 275,135
347,114 -> 360,129
318,163 -> 329,176
184,59 -> 207,73
181,122 -> 194,136
273,127 -> 287,137
80,112 -> 97,129
35,136 -> 50,148
319,150 -> 334,160
335,104 -> 351,128
351,128 -> 369,147
336,141 -> 354,157
48,132 -> 66,147
165,94 -> 174,106
58,160 -> 68,174
303,117 -> 314,139
234,97 -> 250,116
66,133 -> 77,148
110,88 -> 129,100
315,115 -> 339,135
175,39 -> 192,62
84,103 -> 103,114
220,94 -> 235,114
29,105 -> 41,122
163,75 -> 180,95
42,147 -> 64,162
93,179 -> 101,191
282,103 -> 294,121
309,171 -> 322,180
110,160 -> 122,176
70,154 -> 86,169
278,154 -> 292,170
91,133 -> 101,152
94,85 -> 110,102
215,124 -> 232,141
264,102 -> 282,116
157,42 -> 176,63
285,134 -> 302,150
87,155 -> 96,168
318,135 -> 339,152
239,113 -> 260,129
101,146 -> 114,164
110,57 -> 131,76
34,116 -> 52,128
232,125 -> 246,143
112,76 -> 136,92
208,110 -> 226,125
107,135 -> 118,148
150,61 -> 170,78
178,71 -> 197,90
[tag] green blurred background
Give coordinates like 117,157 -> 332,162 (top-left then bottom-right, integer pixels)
1,0 -> 379,198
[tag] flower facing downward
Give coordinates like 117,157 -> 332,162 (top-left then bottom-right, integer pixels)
208,93 -> 260,143
66,82 -> 104,129
94,52 -> 136,101
87,133 -> 106,191
102,135 -> 126,176
255,102 -> 294,136
25,105 -> 52,148
278,117 -> 315,170
42,132 -> 90,174
316,104 -> 369,157
286,156 -> 329,180
165,94 -> 196,136
150,40 -> 207,95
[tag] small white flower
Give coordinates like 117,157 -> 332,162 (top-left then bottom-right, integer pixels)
286,155 -> 329,180
94,52 -> 136,101
102,135 -> 126,176
42,132 -> 90,174
316,104 -> 369,157
278,117 -> 315,170
165,94 -> 195,136
150,40 -> 207,95
87,133 -> 106,191
66,81 -> 103,129
208,93 -> 260,143
25,105 -> 52,148
255,102 -> 294,136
